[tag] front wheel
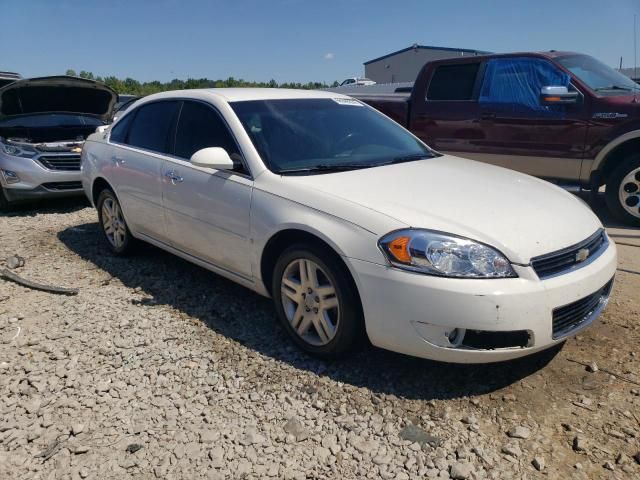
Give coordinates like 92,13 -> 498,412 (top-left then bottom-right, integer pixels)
605,153 -> 640,227
97,189 -> 134,254
272,244 -> 363,358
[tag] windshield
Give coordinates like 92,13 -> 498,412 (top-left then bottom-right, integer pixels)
557,54 -> 640,94
230,98 -> 435,173
0,113 -> 104,128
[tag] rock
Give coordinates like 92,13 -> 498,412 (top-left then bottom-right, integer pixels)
199,429 -> 220,443
450,462 -> 473,479
6,255 -> 25,269
79,468 -> 89,478
208,446 -> 225,467
532,456 -> 545,471
573,435 -> 586,452
507,426 -> 530,439
502,393 -> 516,402
603,461 -> 615,471
461,415 -> 477,425
125,443 -> 143,454
283,417 -> 308,442
239,427 -> 265,446
634,452 -> 640,465
70,444 -> 89,454
71,424 -> 84,436
398,425 -> 442,447
587,361 -> 599,372
350,435 -> 379,455
501,443 -> 521,458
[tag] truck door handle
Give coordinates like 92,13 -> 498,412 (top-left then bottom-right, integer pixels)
165,170 -> 184,184
480,112 -> 496,121
112,155 -> 126,164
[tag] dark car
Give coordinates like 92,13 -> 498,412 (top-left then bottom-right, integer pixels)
355,52 -> 640,225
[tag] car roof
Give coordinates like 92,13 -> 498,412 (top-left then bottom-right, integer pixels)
140,88 -> 351,103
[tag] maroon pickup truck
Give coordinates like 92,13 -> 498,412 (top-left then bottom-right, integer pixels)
354,51 -> 640,226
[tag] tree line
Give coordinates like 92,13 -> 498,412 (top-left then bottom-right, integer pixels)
65,70 -> 340,95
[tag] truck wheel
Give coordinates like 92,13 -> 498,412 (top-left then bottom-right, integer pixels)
605,153 -> 640,227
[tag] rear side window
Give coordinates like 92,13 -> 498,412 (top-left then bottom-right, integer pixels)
426,63 -> 480,101
174,101 -> 241,161
110,112 -> 134,143
127,101 -> 179,153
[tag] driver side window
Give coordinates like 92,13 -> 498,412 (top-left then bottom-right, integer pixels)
174,101 -> 246,173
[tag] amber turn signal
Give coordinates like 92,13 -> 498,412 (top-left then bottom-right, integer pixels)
387,236 -> 412,263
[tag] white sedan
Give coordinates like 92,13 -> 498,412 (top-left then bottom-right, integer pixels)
80,88 -> 617,363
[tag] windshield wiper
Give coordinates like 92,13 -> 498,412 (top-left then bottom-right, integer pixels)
388,153 -> 432,164
594,85 -> 636,92
277,164 -> 375,174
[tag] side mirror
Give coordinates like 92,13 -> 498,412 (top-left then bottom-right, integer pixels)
540,86 -> 578,105
190,147 -> 235,170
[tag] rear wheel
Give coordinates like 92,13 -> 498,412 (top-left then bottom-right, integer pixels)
272,244 -> 363,358
605,153 -> 640,226
97,189 -> 134,255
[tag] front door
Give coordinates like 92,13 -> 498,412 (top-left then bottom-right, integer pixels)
473,57 -> 588,181
161,100 -> 253,278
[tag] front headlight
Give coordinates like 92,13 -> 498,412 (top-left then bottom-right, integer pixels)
1,142 -> 35,158
379,229 -> 516,278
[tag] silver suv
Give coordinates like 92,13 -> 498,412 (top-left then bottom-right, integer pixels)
0,76 -> 116,210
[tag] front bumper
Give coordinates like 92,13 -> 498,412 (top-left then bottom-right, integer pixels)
0,154 -> 83,203
348,239 -> 617,363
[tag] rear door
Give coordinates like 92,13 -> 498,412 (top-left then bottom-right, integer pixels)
410,62 -> 486,156
474,57 -> 588,180
161,100 -> 253,278
108,100 -> 180,242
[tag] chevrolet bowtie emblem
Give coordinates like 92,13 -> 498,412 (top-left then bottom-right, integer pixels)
71,147 -> 82,153
575,248 -> 590,263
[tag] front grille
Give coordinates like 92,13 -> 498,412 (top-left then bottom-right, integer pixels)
37,154 -> 81,171
552,279 -> 613,339
531,229 -> 607,279
42,181 -> 83,191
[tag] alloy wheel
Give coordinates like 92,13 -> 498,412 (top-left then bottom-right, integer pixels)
280,258 -> 340,346
618,166 -> 640,219
101,197 -> 127,248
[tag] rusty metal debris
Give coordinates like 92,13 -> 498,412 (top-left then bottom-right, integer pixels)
0,268 -> 78,295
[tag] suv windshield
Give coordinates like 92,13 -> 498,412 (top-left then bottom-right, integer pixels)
230,98 -> 435,173
557,54 -> 640,95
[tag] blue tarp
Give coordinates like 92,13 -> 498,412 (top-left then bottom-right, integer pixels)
479,58 -> 571,115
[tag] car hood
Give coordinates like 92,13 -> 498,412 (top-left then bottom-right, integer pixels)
0,76 -> 117,121
278,155 -> 603,264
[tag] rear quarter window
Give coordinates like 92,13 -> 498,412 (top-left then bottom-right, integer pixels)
426,63 -> 481,101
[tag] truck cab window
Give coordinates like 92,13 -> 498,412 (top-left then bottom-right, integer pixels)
426,63 -> 480,101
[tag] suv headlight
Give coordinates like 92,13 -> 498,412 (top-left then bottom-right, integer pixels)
1,142 -> 35,158
379,229 -> 516,278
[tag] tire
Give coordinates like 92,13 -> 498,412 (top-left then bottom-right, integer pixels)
96,189 -> 134,255
605,153 -> 640,226
272,243 -> 364,358
0,187 -> 14,213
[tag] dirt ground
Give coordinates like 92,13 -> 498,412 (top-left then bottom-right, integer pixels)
0,194 -> 639,480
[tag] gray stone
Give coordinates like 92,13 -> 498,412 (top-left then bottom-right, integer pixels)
532,456 -> 545,471
450,462 -> 473,479
507,426 -> 530,439
398,425 -> 442,447
283,417 -> 308,442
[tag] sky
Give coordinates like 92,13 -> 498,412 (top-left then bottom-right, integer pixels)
2,0 -> 639,84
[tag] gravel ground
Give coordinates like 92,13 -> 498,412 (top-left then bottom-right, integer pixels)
1,197 -> 639,480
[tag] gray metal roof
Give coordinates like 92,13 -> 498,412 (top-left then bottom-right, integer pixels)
363,45 -> 492,65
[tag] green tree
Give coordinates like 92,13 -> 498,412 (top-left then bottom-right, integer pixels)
65,69 -> 77,77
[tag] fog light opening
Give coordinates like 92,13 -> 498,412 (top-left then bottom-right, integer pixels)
446,328 -> 465,347
1,170 -> 20,184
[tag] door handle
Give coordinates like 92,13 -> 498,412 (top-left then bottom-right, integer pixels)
165,170 -> 184,184
112,155 -> 126,165
480,112 -> 496,121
